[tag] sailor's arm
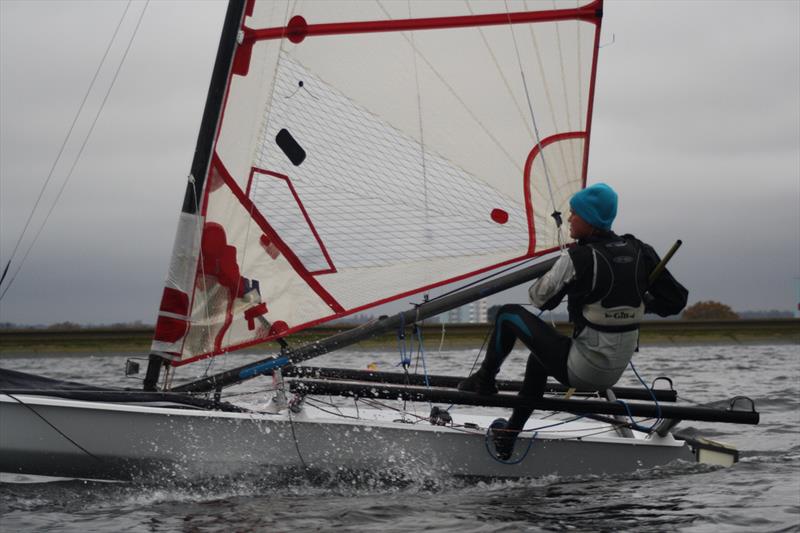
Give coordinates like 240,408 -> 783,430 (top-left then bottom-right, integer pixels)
528,252 -> 575,310
641,243 -> 689,316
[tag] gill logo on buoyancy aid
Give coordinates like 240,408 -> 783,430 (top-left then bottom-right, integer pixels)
580,237 -> 646,329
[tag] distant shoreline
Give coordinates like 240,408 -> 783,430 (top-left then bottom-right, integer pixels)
0,319 -> 797,356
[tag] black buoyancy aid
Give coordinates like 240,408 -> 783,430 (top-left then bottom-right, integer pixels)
568,234 -> 648,333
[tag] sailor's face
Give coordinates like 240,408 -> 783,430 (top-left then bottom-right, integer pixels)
568,210 -> 594,240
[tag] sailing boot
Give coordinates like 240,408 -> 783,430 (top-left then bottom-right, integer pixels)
457,367 -> 498,395
492,405 -> 535,460
489,418 -> 518,460
457,341 -> 506,395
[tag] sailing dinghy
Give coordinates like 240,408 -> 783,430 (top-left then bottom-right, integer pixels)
0,0 -> 758,481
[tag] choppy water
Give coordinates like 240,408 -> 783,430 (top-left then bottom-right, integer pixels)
1,343 -> 798,532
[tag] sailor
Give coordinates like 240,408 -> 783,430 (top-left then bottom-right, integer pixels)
458,183 -> 688,459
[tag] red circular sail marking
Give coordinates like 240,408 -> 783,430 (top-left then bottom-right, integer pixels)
287,15 -> 308,43
491,208 -> 509,224
269,320 -> 289,337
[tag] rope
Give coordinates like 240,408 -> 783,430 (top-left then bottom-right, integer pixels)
616,359 -> 663,432
5,393 -> 102,462
413,324 -> 431,390
397,313 -> 411,369
286,407 -> 308,470
0,1 -> 145,301
437,322 -> 446,353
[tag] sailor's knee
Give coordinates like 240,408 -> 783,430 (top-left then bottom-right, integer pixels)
498,303 -> 524,316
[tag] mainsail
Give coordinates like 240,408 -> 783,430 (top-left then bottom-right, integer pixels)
151,0 -> 603,365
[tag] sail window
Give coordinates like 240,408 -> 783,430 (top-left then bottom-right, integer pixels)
276,128 -> 306,166
249,169 -> 335,275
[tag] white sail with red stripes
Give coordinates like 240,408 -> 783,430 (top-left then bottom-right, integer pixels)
152,0 -> 603,365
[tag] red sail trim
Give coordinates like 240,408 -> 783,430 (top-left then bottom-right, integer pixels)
211,155 -> 345,313
231,0 -> 258,75
244,0 -> 255,17
159,287 -> 190,316
581,6 -> 603,189
154,316 -> 189,343
232,40 -> 254,76
171,245 -> 562,366
242,1 -> 601,43
244,302 -> 269,330
198,221 -> 243,352
214,295 -> 236,353
248,167 -> 337,275
523,132 -> 587,255
260,234 -> 280,259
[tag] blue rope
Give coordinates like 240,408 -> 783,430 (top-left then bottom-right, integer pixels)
415,325 -> 431,389
613,360 -> 662,432
397,313 -> 411,368
630,359 -> 661,412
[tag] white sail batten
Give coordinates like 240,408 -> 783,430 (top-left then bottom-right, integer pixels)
152,0 -> 603,364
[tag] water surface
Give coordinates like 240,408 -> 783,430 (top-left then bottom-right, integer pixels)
1,343 -> 798,532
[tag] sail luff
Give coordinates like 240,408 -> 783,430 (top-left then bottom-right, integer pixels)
145,0 -> 248,391
184,0 -> 250,215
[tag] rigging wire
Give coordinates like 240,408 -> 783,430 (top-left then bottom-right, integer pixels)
522,0 -> 571,189
504,0 -> 566,252
407,1 -> 430,256
374,0 -> 523,176
0,0 -> 134,293
193,172 -> 217,378
464,0 -> 535,141
5,393 -> 102,462
287,407 -> 309,470
0,1 -> 149,302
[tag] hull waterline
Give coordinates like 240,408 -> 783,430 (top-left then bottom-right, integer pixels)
0,393 -> 694,481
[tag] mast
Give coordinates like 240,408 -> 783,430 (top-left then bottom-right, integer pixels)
173,255 -> 557,393
144,0 -> 247,391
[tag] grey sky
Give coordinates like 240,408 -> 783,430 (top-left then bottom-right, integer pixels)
1,0 -> 798,326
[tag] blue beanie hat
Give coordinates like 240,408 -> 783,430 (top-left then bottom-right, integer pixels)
569,183 -> 618,230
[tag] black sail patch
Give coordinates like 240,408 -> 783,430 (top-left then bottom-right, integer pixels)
276,128 -> 306,166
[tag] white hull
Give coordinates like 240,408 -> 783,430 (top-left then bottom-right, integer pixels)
0,393 -> 694,481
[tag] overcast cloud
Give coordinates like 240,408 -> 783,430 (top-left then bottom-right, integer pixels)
0,0 -> 798,325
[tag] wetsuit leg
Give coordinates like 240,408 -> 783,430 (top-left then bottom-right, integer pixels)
485,304 -> 571,380
460,304 -> 570,397
494,306 -> 571,432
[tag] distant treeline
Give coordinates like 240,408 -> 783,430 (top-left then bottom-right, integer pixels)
738,310 -> 795,319
0,321 -> 153,331
0,308 -> 794,331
